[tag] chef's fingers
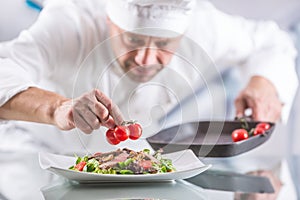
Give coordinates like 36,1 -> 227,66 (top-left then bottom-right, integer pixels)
252,96 -> 282,122
89,100 -> 115,129
234,95 -> 248,119
94,89 -> 124,125
72,97 -> 102,132
235,91 -> 260,120
247,97 -> 260,121
82,107 -> 101,130
110,103 -> 124,125
102,115 -> 116,130
242,93 -> 269,121
72,110 -> 94,134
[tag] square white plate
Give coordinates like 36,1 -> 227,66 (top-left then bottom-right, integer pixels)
39,149 -> 211,183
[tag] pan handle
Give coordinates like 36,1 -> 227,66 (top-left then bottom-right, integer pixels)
234,108 -> 253,121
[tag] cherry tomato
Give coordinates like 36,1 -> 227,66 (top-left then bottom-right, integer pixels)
253,127 -> 265,136
106,129 -> 120,145
231,129 -> 249,142
256,122 -> 271,131
128,123 -> 142,140
75,161 -> 86,171
114,126 -> 130,141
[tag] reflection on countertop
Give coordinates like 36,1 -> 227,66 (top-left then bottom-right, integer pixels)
41,180 -> 207,200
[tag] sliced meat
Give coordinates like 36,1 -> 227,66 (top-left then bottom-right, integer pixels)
99,152 -> 129,169
87,148 -> 163,174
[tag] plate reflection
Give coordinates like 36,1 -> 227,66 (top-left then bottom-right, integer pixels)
41,180 -> 206,200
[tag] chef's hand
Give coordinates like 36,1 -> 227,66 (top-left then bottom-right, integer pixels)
53,89 -> 124,134
234,76 -> 283,122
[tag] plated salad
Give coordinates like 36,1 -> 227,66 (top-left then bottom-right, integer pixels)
69,148 -> 176,175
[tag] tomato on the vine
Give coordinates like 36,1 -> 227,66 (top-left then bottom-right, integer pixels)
105,121 -> 143,145
256,122 -> 270,131
106,129 -> 120,145
128,123 -> 142,140
231,129 -> 249,142
114,126 -> 130,141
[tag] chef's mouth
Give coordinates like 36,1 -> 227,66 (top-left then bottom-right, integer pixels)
127,62 -> 162,74
120,59 -> 164,81
125,65 -> 163,82
132,66 -> 155,75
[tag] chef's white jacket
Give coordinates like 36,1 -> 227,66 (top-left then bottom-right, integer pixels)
0,0 -> 298,154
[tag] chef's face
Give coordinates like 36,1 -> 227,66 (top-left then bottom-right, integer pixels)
108,19 -> 182,83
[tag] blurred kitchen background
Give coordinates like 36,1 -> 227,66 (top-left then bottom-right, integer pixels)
1,0 -> 300,198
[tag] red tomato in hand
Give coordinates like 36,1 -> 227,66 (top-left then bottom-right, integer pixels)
75,161 -> 86,171
114,126 -> 130,141
106,129 -> 120,145
232,129 -> 249,142
128,123 -> 142,140
256,122 -> 270,131
253,127 -> 265,136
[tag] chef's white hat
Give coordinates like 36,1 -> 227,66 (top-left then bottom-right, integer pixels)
106,0 -> 196,38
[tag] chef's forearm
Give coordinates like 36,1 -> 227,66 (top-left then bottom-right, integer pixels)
0,87 -> 69,125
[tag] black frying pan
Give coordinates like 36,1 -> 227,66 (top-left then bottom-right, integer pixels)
146,120 -> 275,157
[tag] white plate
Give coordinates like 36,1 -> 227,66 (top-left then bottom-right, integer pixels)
39,149 -> 211,183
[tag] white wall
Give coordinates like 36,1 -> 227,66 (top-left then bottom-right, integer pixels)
0,0 -> 39,41
210,0 -> 300,30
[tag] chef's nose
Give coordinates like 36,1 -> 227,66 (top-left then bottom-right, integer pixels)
134,47 -> 158,66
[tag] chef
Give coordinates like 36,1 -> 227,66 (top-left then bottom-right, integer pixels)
0,0 -> 298,155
